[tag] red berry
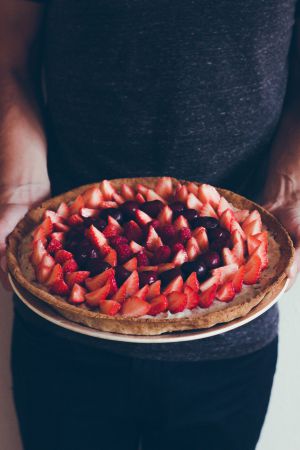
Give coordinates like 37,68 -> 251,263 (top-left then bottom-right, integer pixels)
177,227 -> 192,243
116,243 -> 133,263
50,279 -> 70,296
55,249 -> 74,264
110,235 -> 128,247
171,243 -> 185,255
136,251 -> 149,267
47,238 -> 63,255
123,220 -> 143,242
159,224 -> 176,244
153,245 -> 171,264
63,259 -> 79,273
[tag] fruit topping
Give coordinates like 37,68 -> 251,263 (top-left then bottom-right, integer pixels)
140,200 -> 164,217
148,294 -> 168,315
121,297 -> 151,317
167,291 -> 187,313
139,270 -> 158,287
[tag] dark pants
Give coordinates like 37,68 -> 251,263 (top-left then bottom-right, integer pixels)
11,310 -> 278,450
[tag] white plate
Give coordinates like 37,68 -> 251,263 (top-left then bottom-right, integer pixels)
9,274 -> 287,344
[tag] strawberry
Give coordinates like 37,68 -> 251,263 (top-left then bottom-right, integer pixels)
45,263 -> 63,286
32,226 -> 47,244
56,202 -> 69,219
186,182 -> 199,195
85,268 -> 115,291
177,227 -> 192,244
80,207 -> 99,218
136,251 -> 150,266
232,230 -> 245,246
175,185 -> 188,202
135,209 -> 152,226
86,225 -> 110,255
173,215 -> 189,231
230,220 -> 246,240
121,184 -> 135,200
146,188 -> 166,203
254,231 -> 268,248
157,205 -> 173,224
36,254 -> 55,283
112,192 -> 125,205
113,270 -> 139,302
49,232 -> 65,242
135,193 -> 146,204
33,217 -> 53,242
53,222 -> 70,232
103,224 -> 121,239
121,296 -> 151,317
184,272 -> 200,291
123,220 -> 143,242
193,227 -> 209,252
63,259 -> 79,273
186,193 -> 203,213
199,203 -> 218,219
216,281 -> 236,302
243,255 -> 262,285
157,263 -> 176,273
55,249 -> 73,264
146,226 -> 163,251
247,235 -> 261,255
85,281 -> 111,306
163,275 -> 184,295
232,241 -> 245,265
47,239 -> 62,255
198,184 -> 220,208
137,265 -> 159,272
110,235 -> 128,248
123,257 -> 138,271
220,209 -> 235,232
129,240 -> 144,254
184,286 -> 200,309
69,195 -> 85,215
137,183 -> 149,196
212,263 -> 238,283
82,186 -> 103,208
65,271 -> 90,288
160,224 -> 176,244
243,210 -> 262,228
167,291 -> 187,313
222,247 -> 239,266
100,201 -> 118,208
198,283 -> 218,308
155,177 -> 173,200
67,214 -> 84,226
230,266 -> 246,293
148,294 -> 168,316
171,242 -> 185,255
172,249 -> 188,266
31,240 -> 47,266
251,241 -> 268,269
50,279 -> 69,296
243,219 -> 262,236
199,275 -> 220,292
99,300 -> 121,316
44,210 -> 64,224
68,283 -> 87,304
134,285 -> 150,301
234,209 -> 250,223
217,197 -> 232,217
116,243 -> 133,263
146,280 -> 161,300
105,275 -> 118,296
100,180 -> 116,200
152,245 -> 171,264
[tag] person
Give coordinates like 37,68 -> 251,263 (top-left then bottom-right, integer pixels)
1,1 -> 300,449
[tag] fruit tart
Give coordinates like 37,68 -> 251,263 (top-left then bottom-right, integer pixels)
7,177 -> 294,335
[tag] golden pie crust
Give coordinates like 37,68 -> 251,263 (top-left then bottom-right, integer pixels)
6,177 -> 294,335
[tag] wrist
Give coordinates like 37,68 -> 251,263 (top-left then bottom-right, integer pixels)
0,181 -> 51,206
263,170 -> 300,207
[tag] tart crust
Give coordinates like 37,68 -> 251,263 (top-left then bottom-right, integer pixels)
6,177 -> 294,335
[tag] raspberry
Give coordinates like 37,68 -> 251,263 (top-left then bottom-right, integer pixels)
110,235 -> 128,248
47,238 -> 63,255
171,243 -> 185,255
136,251 -> 149,267
153,245 -> 171,264
177,227 -> 192,243
63,259 -> 79,273
159,224 -> 176,244
55,249 -> 74,264
150,219 -> 160,230
116,243 -> 133,263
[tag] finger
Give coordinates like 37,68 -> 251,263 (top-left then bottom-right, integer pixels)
285,247 -> 300,291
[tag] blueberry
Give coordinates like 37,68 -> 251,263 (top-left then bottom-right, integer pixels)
140,200 -> 164,217
200,251 -> 221,269
139,271 -> 158,287
207,227 -> 230,241
159,267 -> 182,286
181,209 -> 199,222
120,201 -> 140,220
85,259 -> 111,276
115,266 -> 131,286
100,208 -> 123,223
190,216 -> 219,230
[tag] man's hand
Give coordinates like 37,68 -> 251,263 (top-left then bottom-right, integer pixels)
0,182 -> 50,290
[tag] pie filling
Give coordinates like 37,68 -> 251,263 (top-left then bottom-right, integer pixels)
28,178 -> 274,318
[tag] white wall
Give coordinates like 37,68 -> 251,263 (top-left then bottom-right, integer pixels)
1,281 -> 299,450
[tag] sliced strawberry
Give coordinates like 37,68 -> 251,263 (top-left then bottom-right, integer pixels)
65,271 -> 90,288
254,231 -> 268,248
167,291 -> 187,313
216,281 -> 236,302
243,219 -> 262,236
123,257 -> 138,271
186,237 -> 201,261
53,222 -> 70,232
33,217 -> 53,242
99,300 -> 121,316
99,201 -> 118,208
184,272 -> 200,291
243,255 -> 262,285
69,195 -> 85,215
173,215 -> 189,231
135,285 -> 150,300
186,193 -> 203,213
113,270 -> 139,302
172,249 -> 188,266
232,229 -> 245,246
50,279 -> 69,296
186,182 -> 199,195
243,210 -> 262,228
212,263 -> 238,283
157,263 -> 176,273
80,207 -> 99,218
63,259 -> 79,273
67,214 -> 84,227
184,286 -> 200,309
230,266 -> 246,293
55,249 -> 73,264
251,241 -> 268,270
85,281 -> 111,306
135,193 -> 146,204
198,184 -> 220,208
232,241 -> 245,265
33,226 -> 47,244
137,265 -> 159,272
222,247 -> 239,266
217,197 -> 232,217
68,283 -> 87,304
155,177 -> 173,200
105,275 -> 118,296
36,254 -> 55,283
234,209 -> 250,223
49,232 -> 65,242
199,275 -> 220,292
56,202 -> 69,219
85,268 -> 115,291
31,240 -> 47,266
146,280 -> 161,300
198,283 -> 218,308
45,263 -> 63,286
100,180 -> 116,200
112,192 -> 125,205
148,294 -> 168,316
44,210 -> 64,224
137,183 -> 149,196
146,225 -> 163,251
123,220 -> 143,242
247,235 -> 261,255
121,296 -> 151,317
157,205 -> 173,224
103,224 -> 121,239
82,186 -> 103,208
135,209 -> 152,226
146,188 -> 166,203
163,275 -> 184,295
220,209 -> 235,232
121,184 -> 135,200
230,220 -> 246,240
129,240 -> 144,254
175,185 -> 188,202
199,203 -> 218,219
86,225 -> 110,255
193,227 -> 209,252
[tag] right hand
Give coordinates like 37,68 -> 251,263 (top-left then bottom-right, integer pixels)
0,183 -> 51,290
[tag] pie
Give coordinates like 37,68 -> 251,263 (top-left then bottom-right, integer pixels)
6,177 -> 294,335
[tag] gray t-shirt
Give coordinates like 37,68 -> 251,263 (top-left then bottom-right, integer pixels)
23,0 -> 297,360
